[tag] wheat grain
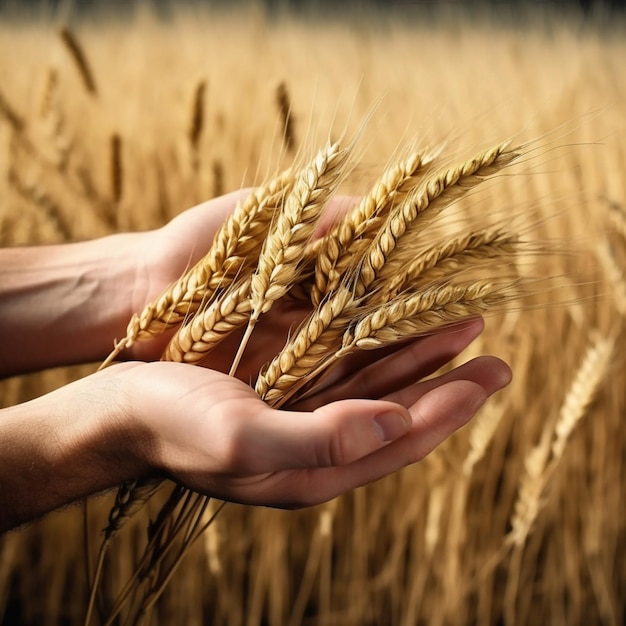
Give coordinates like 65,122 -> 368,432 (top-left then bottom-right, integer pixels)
255,286 -> 357,405
551,331 -> 614,460
340,280 -> 513,354
377,229 -> 520,301
101,167 -> 295,367
507,331 -> 614,549
231,140 -> 351,374
250,140 -> 349,316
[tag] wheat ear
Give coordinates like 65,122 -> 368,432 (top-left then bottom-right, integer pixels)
254,286 -> 357,406
340,280 -> 514,354
354,141 -> 518,297
0,88 -> 25,132
109,133 -> 123,203
507,331 -> 614,549
162,275 -> 252,363
310,151 -> 431,305
230,140 -> 350,375
100,167 -> 294,368
188,80 -> 206,151
276,81 -> 296,153
58,26 -> 97,96
376,229 -> 520,302
85,478 -> 163,626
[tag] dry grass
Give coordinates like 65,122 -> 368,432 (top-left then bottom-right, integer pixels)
1,2 -> 625,625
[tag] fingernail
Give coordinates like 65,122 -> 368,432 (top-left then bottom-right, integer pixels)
373,411 -> 411,442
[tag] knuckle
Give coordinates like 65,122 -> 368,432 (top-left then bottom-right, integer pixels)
321,421 -> 357,467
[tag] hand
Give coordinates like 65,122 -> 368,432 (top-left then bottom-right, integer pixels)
115,317 -> 510,508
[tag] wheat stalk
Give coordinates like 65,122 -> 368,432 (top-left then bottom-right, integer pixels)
310,150 -> 431,305
58,26 -> 97,96
100,167 -> 294,367
230,140 -> 351,375
353,141 -> 518,298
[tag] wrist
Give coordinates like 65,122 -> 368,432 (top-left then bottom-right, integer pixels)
0,366 -> 153,531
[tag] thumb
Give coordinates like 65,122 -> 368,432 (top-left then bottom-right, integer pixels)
246,399 -> 412,473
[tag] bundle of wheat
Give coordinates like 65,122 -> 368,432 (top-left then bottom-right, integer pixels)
84,132 -> 532,624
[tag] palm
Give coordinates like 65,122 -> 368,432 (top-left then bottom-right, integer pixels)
123,317 -> 509,508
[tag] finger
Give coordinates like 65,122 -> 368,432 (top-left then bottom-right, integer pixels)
384,355 -> 512,409
216,398 -> 413,477
236,379 -> 490,507
292,318 -> 485,409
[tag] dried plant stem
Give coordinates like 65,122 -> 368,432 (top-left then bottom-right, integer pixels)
84,479 -> 163,626
129,501 -> 226,625
354,141 -> 518,297
311,151 -> 430,305
58,26 -> 97,96
231,140 -> 350,375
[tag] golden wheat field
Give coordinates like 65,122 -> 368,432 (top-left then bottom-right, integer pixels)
1,1 -> 626,624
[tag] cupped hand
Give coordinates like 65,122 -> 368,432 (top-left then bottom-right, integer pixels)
113,317 -> 511,508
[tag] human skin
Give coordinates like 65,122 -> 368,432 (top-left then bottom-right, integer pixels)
0,191 -> 511,533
